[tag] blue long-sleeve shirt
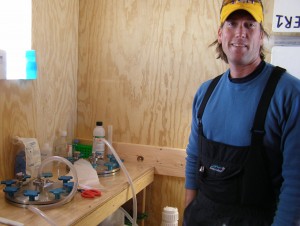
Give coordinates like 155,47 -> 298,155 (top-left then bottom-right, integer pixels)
185,62 -> 300,226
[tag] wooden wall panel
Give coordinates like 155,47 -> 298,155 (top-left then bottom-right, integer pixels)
0,0 -> 78,181
33,0 -> 78,147
78,0 -> 227,148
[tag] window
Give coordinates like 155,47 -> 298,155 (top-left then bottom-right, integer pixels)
0,0 -> 36,80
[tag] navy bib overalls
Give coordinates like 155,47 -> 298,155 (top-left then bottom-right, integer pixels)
183,67 -> 285,226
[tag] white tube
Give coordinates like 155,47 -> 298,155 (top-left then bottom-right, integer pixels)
27,156 -> 78,226
0,217 -> 24,226
119,207 -> 134,224
27,205 -> 57,226
107,125 -> 113,155
101,138 -> 138,226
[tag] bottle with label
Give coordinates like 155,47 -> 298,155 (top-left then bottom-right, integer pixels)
40,143 -> 53,172
53,130 -> 72,158
92,121 -> 105,156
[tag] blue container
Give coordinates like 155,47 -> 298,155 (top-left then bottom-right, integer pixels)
26,50 -> 37,79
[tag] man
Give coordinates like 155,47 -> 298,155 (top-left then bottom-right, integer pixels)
184,1 -> 300,225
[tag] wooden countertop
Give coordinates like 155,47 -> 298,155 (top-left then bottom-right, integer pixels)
0,163 -> 154,226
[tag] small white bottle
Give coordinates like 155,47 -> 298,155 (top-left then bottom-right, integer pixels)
92,121 -> 105,156
53,130 -> 69,158
161,206 -> 179,226
41,143 -> 53,172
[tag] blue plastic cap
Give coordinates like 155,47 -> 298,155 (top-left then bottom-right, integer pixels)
25,50 -> 36,59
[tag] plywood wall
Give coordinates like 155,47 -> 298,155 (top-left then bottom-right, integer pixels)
0,0 -> 78,181
78,1 -> 275,225
78,0 -> 224,147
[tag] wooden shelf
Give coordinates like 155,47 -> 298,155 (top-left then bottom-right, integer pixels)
0,163 -> 154,226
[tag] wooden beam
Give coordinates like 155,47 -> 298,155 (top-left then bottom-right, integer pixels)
114,142 -> 186,178
75,139 -> 186,178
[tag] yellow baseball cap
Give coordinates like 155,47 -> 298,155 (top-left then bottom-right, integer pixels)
220,1 -> 264,24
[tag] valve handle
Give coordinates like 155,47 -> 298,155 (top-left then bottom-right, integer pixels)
49,188 -> 65,200
104,162 -> 117,171
42,172 -> 53,178
23,190 -> 40,201
1,180 -> 16,187
64,182 -> 74,193
108,157 -> 124,167
3,186 -> 19,197
58,175 -> 73,184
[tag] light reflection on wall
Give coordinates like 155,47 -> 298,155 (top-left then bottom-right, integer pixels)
0,0 -> 35,80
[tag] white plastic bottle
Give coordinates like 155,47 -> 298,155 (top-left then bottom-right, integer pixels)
161,206 -> 179,226
53,130 -> 70,158
92,121 -> 105,156
40,143 -> 53,172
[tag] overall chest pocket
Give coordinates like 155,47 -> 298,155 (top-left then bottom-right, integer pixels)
198,135 -> 249,205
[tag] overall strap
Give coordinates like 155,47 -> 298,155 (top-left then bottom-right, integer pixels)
197,74 -> 222,122
243,66 -> 286,207
251,66 -> 286,146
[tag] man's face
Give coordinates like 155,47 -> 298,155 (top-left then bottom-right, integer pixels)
218,10 -> 263,66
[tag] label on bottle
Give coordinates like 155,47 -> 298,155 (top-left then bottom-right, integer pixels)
93,136 -> 105,156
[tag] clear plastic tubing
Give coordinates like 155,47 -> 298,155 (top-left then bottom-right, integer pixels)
26,143 -> 137,226
102,138 -> 138,226
119,207 -> 134,224
27,156 -> 79,226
